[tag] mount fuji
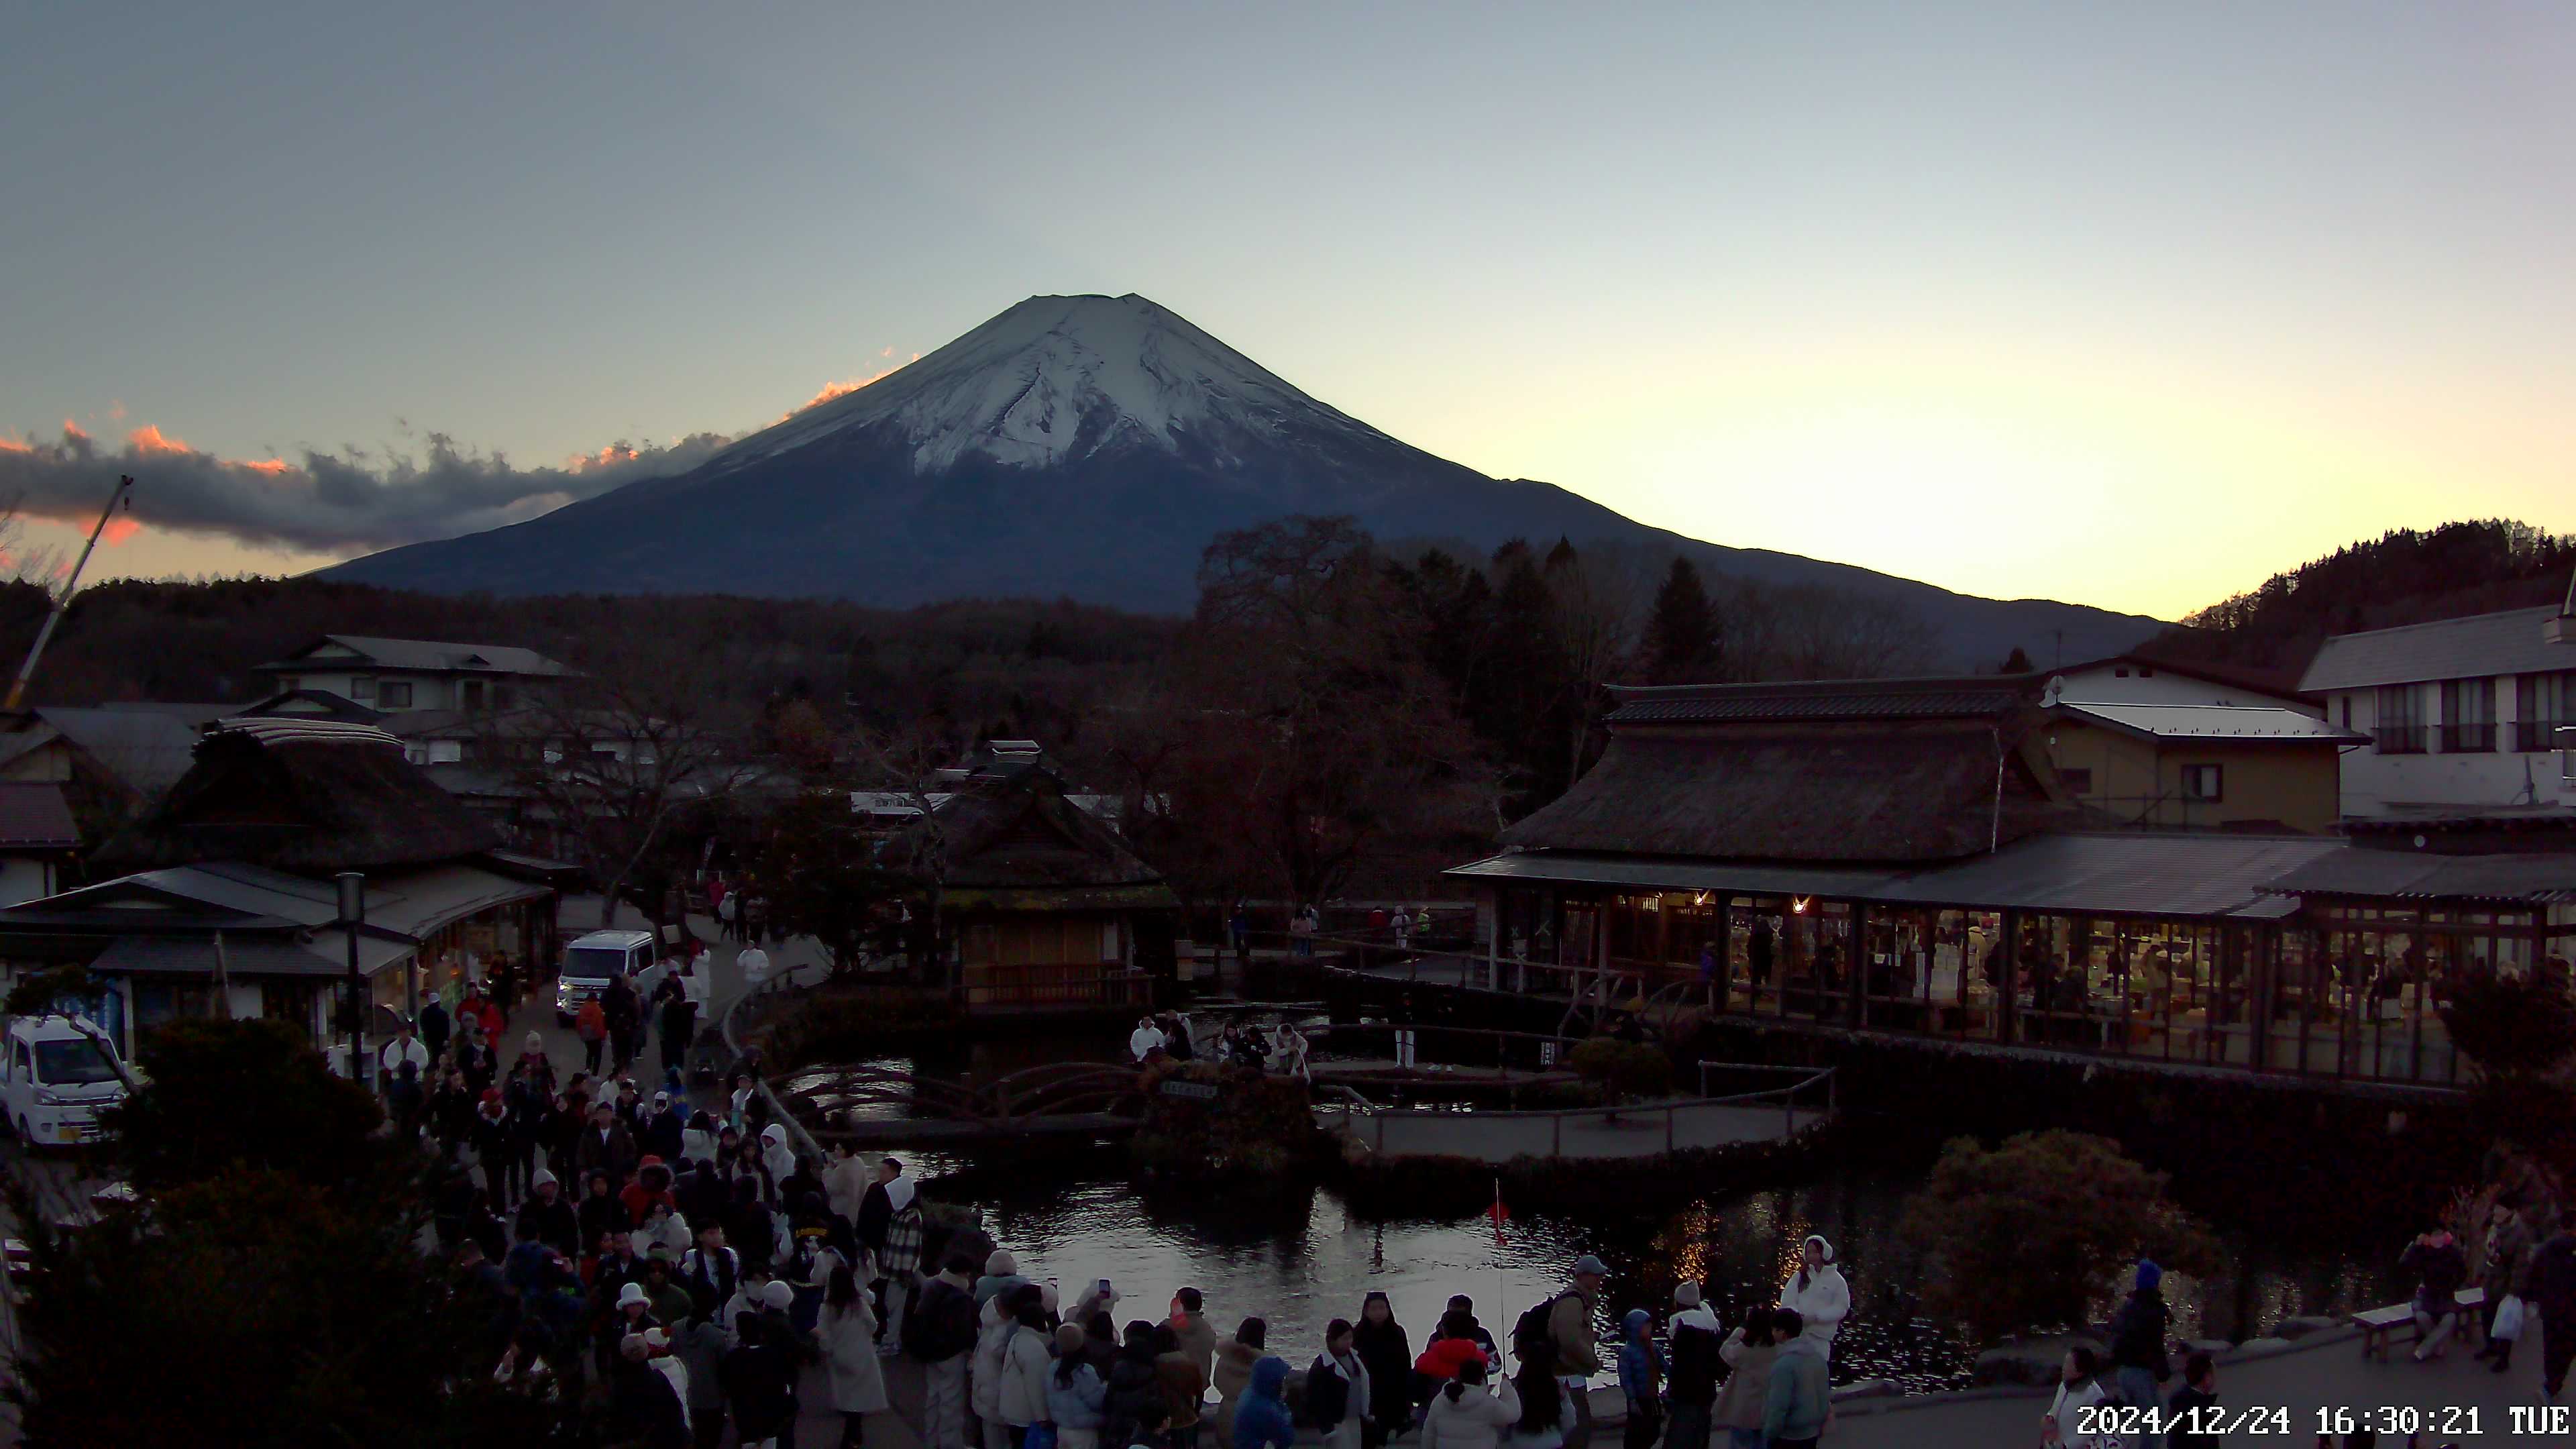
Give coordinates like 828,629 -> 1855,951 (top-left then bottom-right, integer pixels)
325,294 -> 2161,663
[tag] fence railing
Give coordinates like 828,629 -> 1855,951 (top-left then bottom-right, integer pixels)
1316,1057 -> 1835,1156
963,961 -> 1151,1011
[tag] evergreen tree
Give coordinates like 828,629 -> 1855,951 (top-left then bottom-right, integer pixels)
1642,557 -> 1722,684
1998,645 -> 2035,674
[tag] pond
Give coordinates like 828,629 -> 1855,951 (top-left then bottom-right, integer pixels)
790,1025 -> 2411,1393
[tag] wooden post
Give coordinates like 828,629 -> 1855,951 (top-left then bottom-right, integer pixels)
1552,1112 -> 1562,1156
1665,1101 -> 1674,1152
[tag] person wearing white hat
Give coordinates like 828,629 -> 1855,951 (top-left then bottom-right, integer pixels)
640,1326 -> 692,1436
611,1330 -> 689,1448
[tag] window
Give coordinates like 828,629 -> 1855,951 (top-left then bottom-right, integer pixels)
2180,764 -> 2224,802
2374,684 -> 2425,753
277,676 -> 299,694
376,680 -> 414,709
461,680 -> 486,712
427,739 -> 463,764
2339,694 -> 2352,729
348,676 -> 374,700
2439,678 -> 2496,753
2518,671 -> 2576,752
2059,767 -> 2095,794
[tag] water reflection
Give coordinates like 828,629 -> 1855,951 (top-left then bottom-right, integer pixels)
808,1038 -> 2404,1395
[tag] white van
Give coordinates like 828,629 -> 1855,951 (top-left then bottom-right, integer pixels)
553,929 -> 665,1025
3,1015 -> 132,1147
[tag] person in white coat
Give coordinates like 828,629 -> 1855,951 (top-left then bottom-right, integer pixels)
824,1143 -> 871,1225
816,1263 -> 890,1448
638,1327 -> 694,1437
998,1293 -> 1057,1448
1776,1234 -> 1849,1362
971,1290 -> 1019,1449
1421,1358 -> 1521,1449
760,1123 -> 798,1190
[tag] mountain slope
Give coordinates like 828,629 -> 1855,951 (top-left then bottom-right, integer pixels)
327,293 -> 2161,665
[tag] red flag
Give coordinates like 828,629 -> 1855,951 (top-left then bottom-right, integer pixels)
1487,1178 -> 1510,1243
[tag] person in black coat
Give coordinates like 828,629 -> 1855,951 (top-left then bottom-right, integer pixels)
854,1157 -> 896,1259
2531,1208 -> 2576,1402
578,1169 -> 633,1258
1104,1320 -> 1165,1448
514,1167 -> 583,1258
720,1310 -> 800,1446
609,1333 -> 690,1449
417,996 -> 451,1063
1352,1291 -> 1413,1449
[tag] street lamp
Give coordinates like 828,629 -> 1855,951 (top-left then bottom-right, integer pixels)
337,871 -> 365,1085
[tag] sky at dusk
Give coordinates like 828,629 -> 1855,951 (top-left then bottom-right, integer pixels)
5,1 -> 2572,619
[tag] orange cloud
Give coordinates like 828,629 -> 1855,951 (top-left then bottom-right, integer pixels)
61,419 -> 87,441
127,423 -> 190,455
568,443 -> 643,472
786,356 -> 918,420
107,401 -> 127,421
236,456 -> 292,476
100,517 -> 142,545
0,436 -> 29,454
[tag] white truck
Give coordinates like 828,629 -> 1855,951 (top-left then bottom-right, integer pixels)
553,929 -> 667,1026
2,1014 -> 133,1148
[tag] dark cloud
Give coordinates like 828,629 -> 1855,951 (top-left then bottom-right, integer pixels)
0,423 -> 740,555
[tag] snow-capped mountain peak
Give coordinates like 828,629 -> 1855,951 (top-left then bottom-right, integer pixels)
726,293 -> 1386,473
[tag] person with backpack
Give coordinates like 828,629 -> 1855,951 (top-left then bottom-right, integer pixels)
682,1221 -> 741,1326
998,1291 -> 1057,1449
1307,1318 -> 1370,1449
1614,1309 -> 1660,1449
1662,1285 -> 1721,1449
1521,1256 -> 1604,1449
910,1254 -> 984,1449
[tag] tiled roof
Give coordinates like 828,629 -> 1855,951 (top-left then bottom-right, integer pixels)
2300,607 -> 2576,692
2054,702 -> 2368,744
1607,676 -> 2033,726
0,782 -> 80,849
258,635 -> 568,677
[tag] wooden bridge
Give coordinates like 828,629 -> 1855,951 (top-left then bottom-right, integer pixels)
775,1061 -> 1150,1148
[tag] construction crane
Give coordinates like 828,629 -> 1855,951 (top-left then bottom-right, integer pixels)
4,474 -> 135,712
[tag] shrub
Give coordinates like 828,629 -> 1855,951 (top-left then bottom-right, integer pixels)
1567,1036 -> 1674,1104
104,1017 -> 385,1193
2440,974 -> 2576,1083
1896,1130 -> 2221,1344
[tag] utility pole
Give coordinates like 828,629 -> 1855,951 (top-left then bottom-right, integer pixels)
337,871 -> 366,1086
4,474 -> 134,712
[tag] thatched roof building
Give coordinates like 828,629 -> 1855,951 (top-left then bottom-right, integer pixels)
1503,677 -> 2070,865
94,718 -> 502,875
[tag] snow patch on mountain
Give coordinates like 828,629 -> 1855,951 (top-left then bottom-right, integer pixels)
722,294 -> 1390,474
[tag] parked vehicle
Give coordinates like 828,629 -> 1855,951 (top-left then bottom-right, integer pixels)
553,929 -> 665,1026
2,1014 -> 133,1148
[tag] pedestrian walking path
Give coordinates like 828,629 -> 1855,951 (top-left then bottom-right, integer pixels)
1825,1326 -> 2563,1446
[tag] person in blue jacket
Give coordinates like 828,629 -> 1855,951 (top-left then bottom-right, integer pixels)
1234,1356 -> 1296,1449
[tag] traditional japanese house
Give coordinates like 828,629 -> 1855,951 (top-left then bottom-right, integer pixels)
0,718 -> 564,1068
930,763 -> 1179,1012
1445,675 -> 2576,1093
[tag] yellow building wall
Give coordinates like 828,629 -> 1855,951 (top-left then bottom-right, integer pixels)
2046,722 -> 2344,833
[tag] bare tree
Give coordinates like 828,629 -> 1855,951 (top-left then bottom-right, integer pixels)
483,638 -> 755,930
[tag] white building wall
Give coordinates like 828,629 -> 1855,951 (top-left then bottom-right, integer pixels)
2053,664 -> 2322,713
2332,677 -> 2573,816
0,858 -> 53,908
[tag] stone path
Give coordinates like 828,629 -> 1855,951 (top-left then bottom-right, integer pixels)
1826,1324 -> 2567,1446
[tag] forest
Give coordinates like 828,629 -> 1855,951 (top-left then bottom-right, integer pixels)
2146,519 -> 2575,678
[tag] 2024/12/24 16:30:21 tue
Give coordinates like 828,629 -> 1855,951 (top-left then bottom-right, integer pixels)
2080,1404 -> 2500,1437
